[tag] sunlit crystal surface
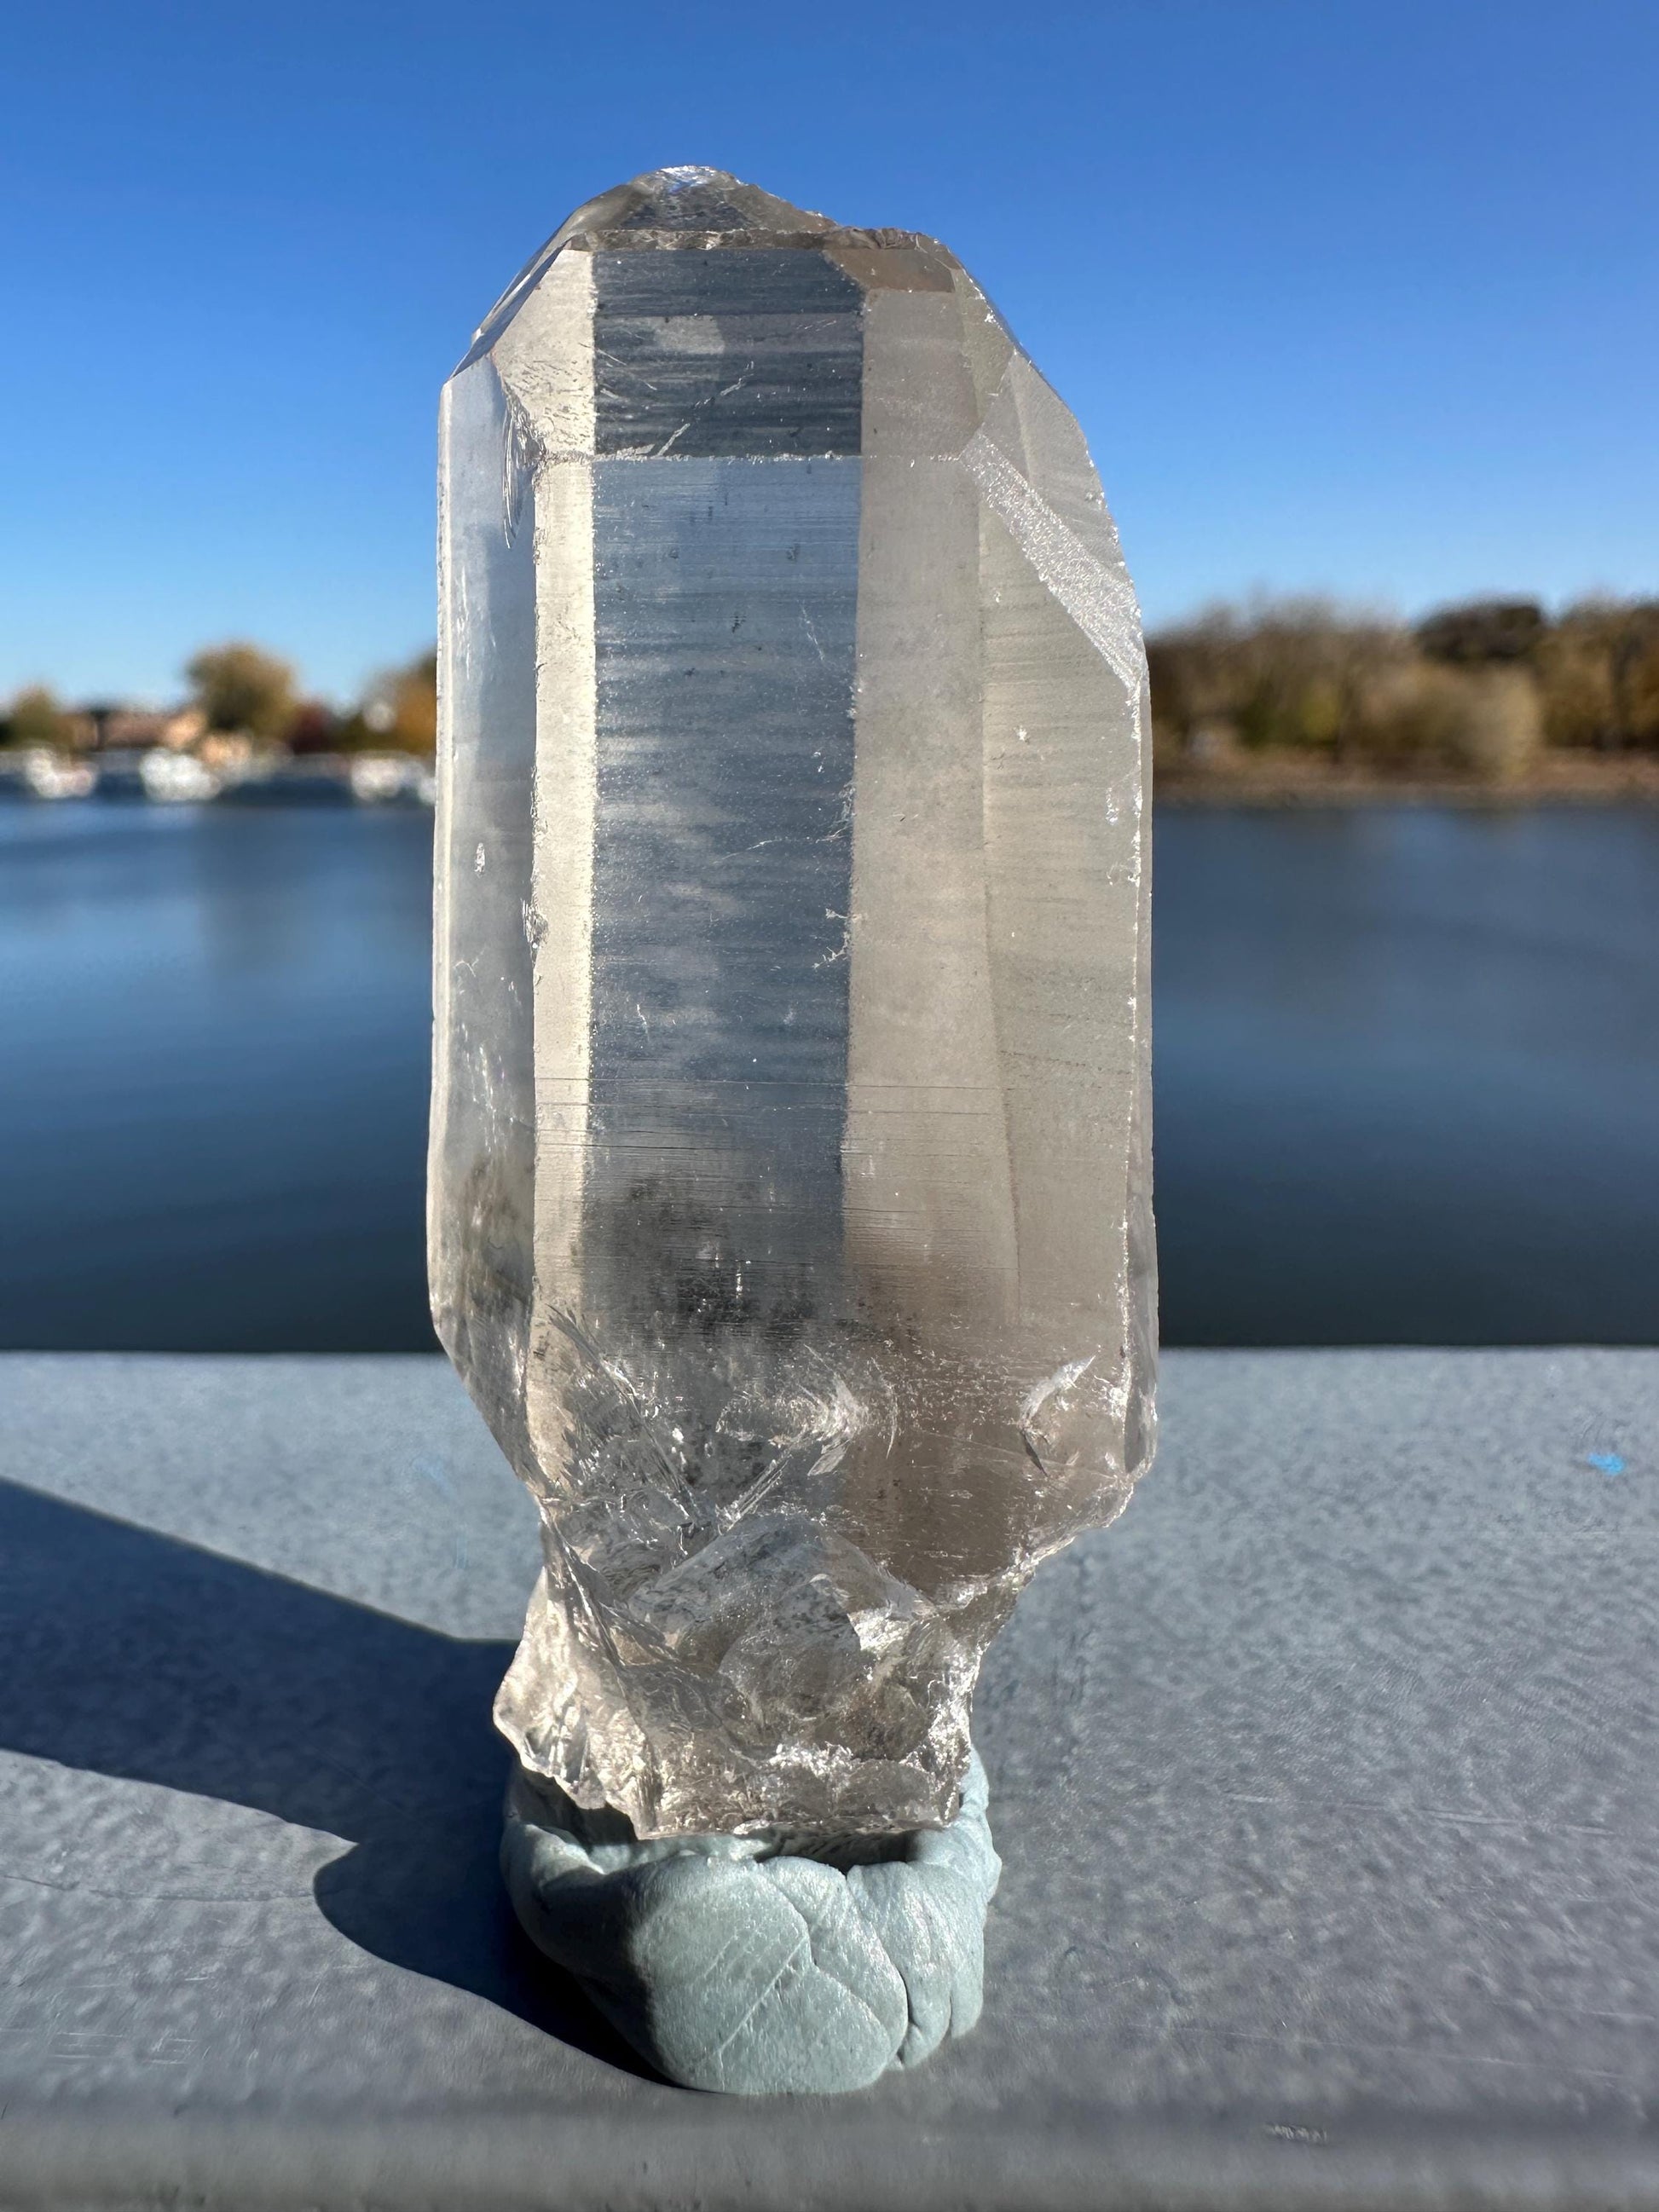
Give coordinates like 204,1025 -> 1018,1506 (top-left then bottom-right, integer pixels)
431,168 -> 1156,1838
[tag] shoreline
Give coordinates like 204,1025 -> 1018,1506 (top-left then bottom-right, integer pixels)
1156,755 -> 1659,808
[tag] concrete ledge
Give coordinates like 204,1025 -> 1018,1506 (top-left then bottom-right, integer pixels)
2,1349 -> 1656,2208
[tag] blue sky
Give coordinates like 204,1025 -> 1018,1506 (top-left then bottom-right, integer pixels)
3,0 -> 1654,703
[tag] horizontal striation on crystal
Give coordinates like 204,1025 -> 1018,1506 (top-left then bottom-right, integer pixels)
431,166 -> 1156,1838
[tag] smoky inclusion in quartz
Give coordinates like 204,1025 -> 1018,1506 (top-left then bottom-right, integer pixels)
431,167 -> 1156,1840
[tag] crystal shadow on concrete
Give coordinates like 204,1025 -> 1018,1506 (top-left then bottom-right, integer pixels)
0,1476 -> 651,2078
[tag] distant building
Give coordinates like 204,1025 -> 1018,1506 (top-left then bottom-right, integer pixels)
78,703 -> 206,752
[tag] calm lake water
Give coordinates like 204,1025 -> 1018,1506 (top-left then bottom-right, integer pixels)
2,800 -> 1656,1349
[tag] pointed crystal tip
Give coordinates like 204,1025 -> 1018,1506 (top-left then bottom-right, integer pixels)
608,165 -> 834,237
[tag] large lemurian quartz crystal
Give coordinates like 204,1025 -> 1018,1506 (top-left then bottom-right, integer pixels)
432,167 -> 1155,1840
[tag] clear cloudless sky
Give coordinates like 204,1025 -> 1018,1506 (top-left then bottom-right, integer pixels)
2,0 -> 1655,703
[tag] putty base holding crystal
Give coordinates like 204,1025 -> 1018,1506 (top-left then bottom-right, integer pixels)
502,1751 -> 999,2094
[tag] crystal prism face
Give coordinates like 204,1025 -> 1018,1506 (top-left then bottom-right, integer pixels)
431,167 -> 1156,1838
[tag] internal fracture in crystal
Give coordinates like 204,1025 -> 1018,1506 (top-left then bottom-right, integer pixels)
431,166 -> 1156,1840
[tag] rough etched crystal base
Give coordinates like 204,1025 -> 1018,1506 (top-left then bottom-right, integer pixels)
431,167 -> 1155,1844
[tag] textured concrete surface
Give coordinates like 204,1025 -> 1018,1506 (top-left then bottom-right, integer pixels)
2,1349 -> 1657,2207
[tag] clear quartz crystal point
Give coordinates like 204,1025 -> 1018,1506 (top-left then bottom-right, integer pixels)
431,167 -> 1155,1839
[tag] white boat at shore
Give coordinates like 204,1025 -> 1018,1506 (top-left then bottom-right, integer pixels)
0,746 -> 434,808
140,749 -> 222,804
17,748 -> 99,800
348,752 -> 425,804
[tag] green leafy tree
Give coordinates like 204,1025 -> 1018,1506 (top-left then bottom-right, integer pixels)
185,642 -> 298,742
5,684 -> 73,749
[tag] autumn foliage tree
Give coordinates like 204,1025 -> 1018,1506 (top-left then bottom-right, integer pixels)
1533,602 -> 1659,752
1149,595 -> 1657,783
342,650 -> 437,754
384,651 -> 437,752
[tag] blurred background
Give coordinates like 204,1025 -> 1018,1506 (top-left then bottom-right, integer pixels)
3,0 -> 1655,1352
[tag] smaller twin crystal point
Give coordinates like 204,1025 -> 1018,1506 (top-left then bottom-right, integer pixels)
431,167 -> 1156,1843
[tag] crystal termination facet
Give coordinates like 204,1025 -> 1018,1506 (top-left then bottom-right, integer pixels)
431,167 -> 1156,1839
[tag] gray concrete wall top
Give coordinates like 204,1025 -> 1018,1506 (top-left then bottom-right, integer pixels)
2,1348 -> 1656,2209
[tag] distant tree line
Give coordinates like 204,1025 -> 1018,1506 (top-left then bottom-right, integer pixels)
1148,597 -> 1659,782
11,599 -> 1658,786
0,643 -> 438,758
